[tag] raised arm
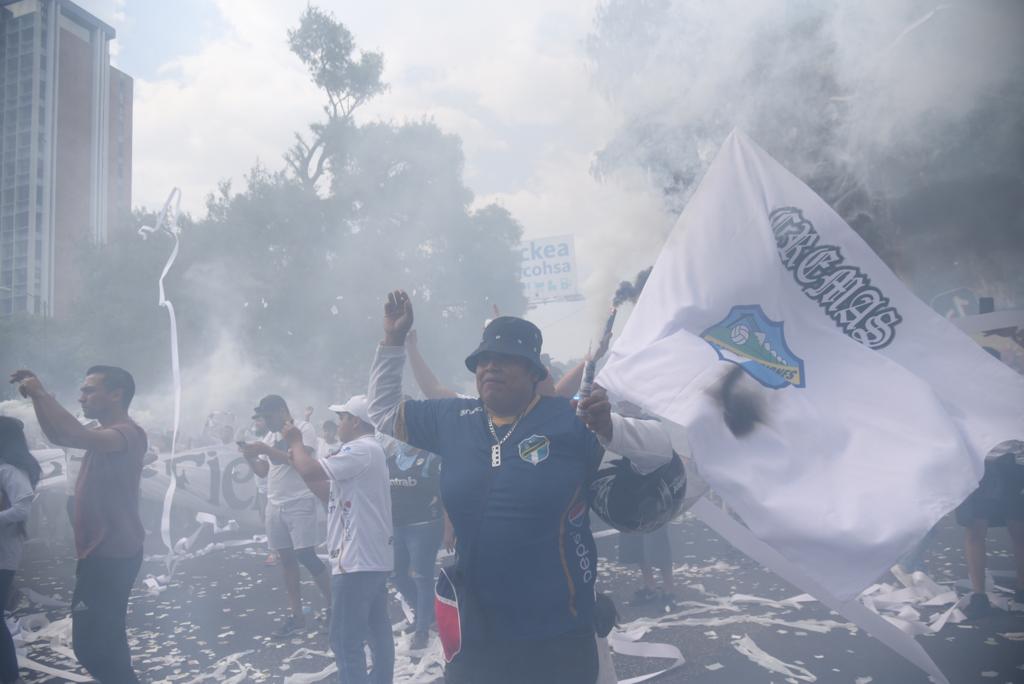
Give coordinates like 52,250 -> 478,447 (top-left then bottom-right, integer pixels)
282,424 -> 330,503
368,290 -> 414,437
406,330 -> 459,400
10,371 -> 126,452
554,361 -> 585,398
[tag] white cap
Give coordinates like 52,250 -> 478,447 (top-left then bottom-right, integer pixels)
328,395 -> 371,425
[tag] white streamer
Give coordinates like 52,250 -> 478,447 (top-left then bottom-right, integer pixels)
608,630 -> 685,683
691,497 -> 950,684
283,661 -> 338,684
138,187 -> 184,554
22,588 -> 68,608
733,634 -> 817,682
16,655 -> 91,682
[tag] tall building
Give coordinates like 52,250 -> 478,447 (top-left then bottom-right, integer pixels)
0,0 -> 132,318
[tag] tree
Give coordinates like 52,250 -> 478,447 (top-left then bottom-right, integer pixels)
3,6 -> 527,425
284,6 -> 386,190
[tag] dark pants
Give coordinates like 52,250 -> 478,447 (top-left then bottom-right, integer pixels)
330,571 -> 394,684
72,552 -> 142,684
444,629 -> 598,684
392,519 -> 442,634
0,570 -> 18,683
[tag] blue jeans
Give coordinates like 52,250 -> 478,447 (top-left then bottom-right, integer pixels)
330,572 -> 394,684
392,519 -> 443,635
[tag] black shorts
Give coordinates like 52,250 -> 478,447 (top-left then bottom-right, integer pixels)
955,453 -> 1024,528
618,524 -> 672,568
444,628 -> 598,684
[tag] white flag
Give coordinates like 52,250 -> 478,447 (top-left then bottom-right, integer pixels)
598,129 -> 1024,601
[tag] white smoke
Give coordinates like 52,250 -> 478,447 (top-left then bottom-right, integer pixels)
576,0 -> 1024,323
131,329 -> 328,442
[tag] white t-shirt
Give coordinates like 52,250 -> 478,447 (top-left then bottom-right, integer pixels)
261,420 -> 319,505
320,433 -> 393,574
316,437 -> 342,460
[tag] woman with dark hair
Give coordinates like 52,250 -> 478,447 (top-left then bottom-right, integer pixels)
0,416 -> 41,684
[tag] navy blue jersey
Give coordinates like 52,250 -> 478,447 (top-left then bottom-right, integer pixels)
396,395 -> 603,641
384,439 -> 442,527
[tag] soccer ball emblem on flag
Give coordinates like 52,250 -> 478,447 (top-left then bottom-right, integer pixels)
700,304 -> 805,389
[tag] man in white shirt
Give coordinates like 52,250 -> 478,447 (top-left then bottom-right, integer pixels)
316,420 -> 341,460
290,395 -> 394,684
240,394 -> 331,637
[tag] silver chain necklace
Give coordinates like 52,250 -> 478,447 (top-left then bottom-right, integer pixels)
486,408 -> 528,468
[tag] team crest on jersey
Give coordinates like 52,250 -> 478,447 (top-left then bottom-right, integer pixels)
518,434 -> 550,465
700,305 -> 805,390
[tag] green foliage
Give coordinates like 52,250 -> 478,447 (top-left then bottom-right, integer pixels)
287,6 -> 386,120
285,6 -> 386,188
2,6 -> 526,411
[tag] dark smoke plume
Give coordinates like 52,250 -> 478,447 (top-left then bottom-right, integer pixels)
612,266 -> 653,307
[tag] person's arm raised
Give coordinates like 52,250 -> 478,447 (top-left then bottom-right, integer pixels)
10,371 -> 126,452
368,290 -> 414,438
554,361 -> 585,399
406,330 -> 458,400
283,423 -> 327,483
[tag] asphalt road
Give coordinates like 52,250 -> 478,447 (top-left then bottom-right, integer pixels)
9,509 -> 1024,683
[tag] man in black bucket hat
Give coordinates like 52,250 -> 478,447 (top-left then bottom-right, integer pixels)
367,290 -> 678,684
463,316 -> 549,419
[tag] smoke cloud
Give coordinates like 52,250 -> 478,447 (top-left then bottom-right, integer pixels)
585,0 -> 1024,308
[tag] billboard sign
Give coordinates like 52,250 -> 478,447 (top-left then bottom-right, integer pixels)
520,235 -> 583,306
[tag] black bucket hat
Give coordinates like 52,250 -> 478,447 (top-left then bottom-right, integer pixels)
252,394 -> 288,420
465,316 -> 547,380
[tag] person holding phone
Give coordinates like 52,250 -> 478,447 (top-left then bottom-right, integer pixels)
239,394 -> 331,637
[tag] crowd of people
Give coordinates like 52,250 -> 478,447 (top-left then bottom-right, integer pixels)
0,289 -> 683,684
0,288 -> 1021,684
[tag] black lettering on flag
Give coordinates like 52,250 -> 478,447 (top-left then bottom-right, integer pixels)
768,207 -> 902,350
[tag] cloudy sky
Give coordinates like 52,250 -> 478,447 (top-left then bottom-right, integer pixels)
76,0 -> 672,358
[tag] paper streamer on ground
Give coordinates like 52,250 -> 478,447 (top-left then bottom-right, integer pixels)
138,187 -> 184,554
691,497 -> 950,684
17,655 -> 92,682
733,634 -> 817,682
608,630 -> 685,684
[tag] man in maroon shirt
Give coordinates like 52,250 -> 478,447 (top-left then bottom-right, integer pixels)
11,365 -> 146,684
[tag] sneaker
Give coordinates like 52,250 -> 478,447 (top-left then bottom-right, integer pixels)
272,616 -> 306,638
410,631 -> 430,650
629,587 -> 658,606
963,592 -> 992,620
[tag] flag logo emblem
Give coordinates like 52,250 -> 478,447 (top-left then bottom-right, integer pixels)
518,434 -> 550,465
701,305 -> 805,389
